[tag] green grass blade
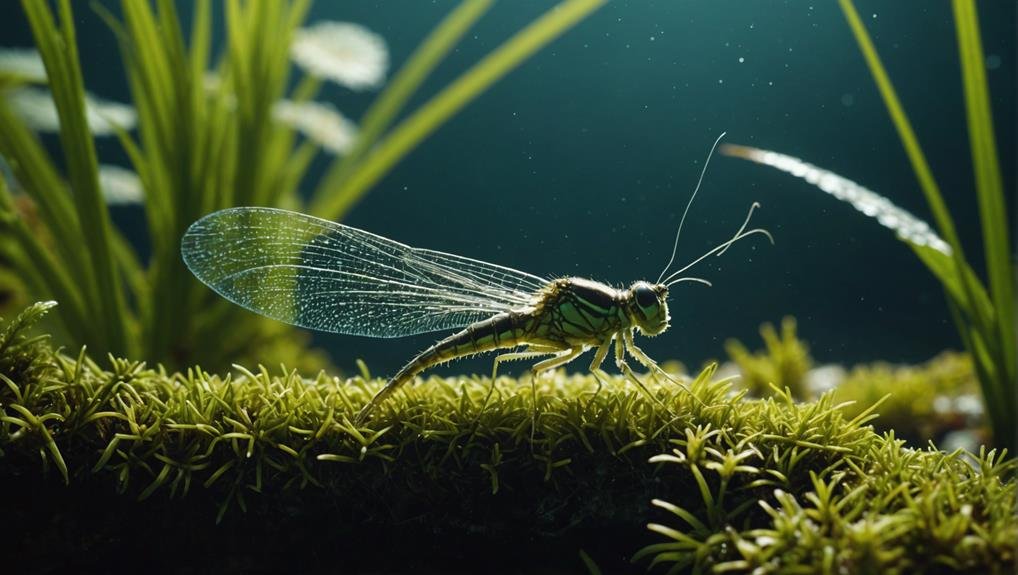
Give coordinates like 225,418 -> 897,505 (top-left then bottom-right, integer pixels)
837,0 -> 963,253
0,102 -> 87,278
314,0 -> 606,220
837,0 -> 999,337
0,178 -> 89,344
951,0 -> 1014,385
190,0 -> 212,87
22,0 -> 130,357
839,0 -> 1012,449
311,0 -> 493,215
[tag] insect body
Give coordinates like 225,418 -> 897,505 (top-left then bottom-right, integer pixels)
180,136 -> 772,423
366,277 -> 670,421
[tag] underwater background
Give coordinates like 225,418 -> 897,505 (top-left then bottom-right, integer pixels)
1,2 -> 1016,573
2,0 -> 1014,375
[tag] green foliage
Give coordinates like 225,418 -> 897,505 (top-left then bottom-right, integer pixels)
638,445 -> 1015,574
838,0 -> 1015,455
725,317 -> 812,401
725,1 -> 1014,451
835,352 -> 981,446
1,303 -> 1014,573
837,0 -> 1014,455
724,318 -> 984,444
0,300 -> 56,391
0,0 -> 606,372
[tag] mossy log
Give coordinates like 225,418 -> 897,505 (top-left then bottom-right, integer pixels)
1,303 -> 1015,574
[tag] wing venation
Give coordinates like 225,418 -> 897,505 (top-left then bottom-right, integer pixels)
181,207 -> 548,337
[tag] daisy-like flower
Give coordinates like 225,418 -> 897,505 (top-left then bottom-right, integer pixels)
0,47 -> 47,82
6,87 -> 137,135
722,144 -> 952,256
290,22 -> 388,90
98,164 -> 143,205
273,99 -> 357,155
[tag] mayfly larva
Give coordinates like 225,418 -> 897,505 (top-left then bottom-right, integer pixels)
181,135 -> 772,423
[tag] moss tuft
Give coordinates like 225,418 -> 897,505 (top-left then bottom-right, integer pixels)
0,303 -> 1014,573
725,316 -> 812,400
836,352 -> 981,445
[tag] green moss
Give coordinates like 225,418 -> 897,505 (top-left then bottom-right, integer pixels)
725,317 -> 812,400
724,318 -> 986,446
1,303 -> 1015,573
835,352 -> 982,445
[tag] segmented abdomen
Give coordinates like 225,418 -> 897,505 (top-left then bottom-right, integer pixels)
355,311 -> 535,421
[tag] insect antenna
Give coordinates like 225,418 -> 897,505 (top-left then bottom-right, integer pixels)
662,201 -> 774,287
655,131 -> 728,284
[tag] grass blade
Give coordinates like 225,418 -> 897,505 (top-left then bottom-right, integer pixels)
311,0 -> 493,217
22,0 -> 129,357
315,0 -> 606,220
951,0 -> 1014,386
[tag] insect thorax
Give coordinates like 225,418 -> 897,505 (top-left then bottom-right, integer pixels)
529,278 -> 631,345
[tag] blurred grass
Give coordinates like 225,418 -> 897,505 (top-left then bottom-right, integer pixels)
0,0 -> 605,372
725,317 -> 812,401
724,317 -> 985,446
312,0 -> 608,218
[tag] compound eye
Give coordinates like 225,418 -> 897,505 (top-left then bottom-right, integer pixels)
635,286 -> 657,309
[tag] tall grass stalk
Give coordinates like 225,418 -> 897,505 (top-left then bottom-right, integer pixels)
0,0 -> 604,371
726,1 -> 1014,450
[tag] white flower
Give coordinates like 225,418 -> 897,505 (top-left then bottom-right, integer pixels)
273,99 -> 357,155
98,164 -> 143,205
0,47 -> 46,82
6,87 -> 137,135
290,22 -> 388,90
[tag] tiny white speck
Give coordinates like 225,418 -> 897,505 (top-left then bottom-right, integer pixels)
738,57 -> 745,63
872,13 -> 877,18
649,36 -> 656,41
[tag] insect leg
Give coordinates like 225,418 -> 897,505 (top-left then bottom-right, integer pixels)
527,347 -> 586,443
584,337 -> 614,406
480,347 -> 560,413
532,346 -> 584,373
467,346 -> 563,447
614,332 -> 671,412
622,330 -> 703,406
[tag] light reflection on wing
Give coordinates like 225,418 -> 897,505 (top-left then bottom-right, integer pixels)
181,207 -> 548,337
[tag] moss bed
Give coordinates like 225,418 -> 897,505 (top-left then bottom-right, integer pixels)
1,302 -> 1016,574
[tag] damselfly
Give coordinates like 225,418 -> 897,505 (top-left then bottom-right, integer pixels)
181,135 -> 772,423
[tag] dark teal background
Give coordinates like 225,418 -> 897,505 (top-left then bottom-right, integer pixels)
3,1 -> 1015,377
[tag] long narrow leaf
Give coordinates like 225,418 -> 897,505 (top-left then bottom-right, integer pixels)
311,0 -> 493,216
22,0 -> 129,356
0,181 -> 88,343
951,0 -> 1015,386
316,0 -> 606,220
0,102 -> 88,282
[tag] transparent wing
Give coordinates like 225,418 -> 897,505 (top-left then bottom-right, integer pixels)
181,207 -> 548,337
